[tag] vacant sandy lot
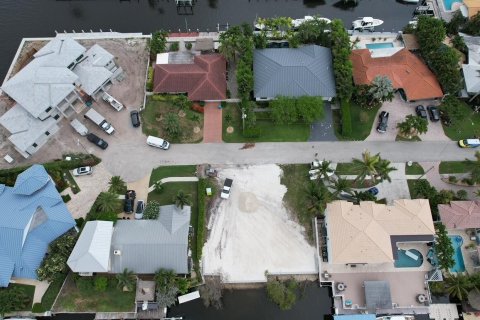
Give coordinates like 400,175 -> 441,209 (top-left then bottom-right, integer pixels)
202,164 -> 317,283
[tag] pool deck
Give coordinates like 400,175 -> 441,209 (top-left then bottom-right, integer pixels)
446,229 -> 479,274
350,32 -> 405,57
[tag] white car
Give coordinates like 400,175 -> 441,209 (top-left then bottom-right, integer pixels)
72,166 -> 93,176
220,178 -> 233,199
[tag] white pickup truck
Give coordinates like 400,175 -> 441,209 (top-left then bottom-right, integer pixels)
220,178 -> 233,199
102,92 -> 124,111
84,109 -> 115,134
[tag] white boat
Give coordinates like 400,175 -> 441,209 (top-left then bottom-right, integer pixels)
402,0 -> 419,3
352,17 -> 384,31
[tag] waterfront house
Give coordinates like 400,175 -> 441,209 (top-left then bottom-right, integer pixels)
0,36 -> 119,158
460,34 -> 480,99
351,48 -> 443,101
153,53 -> 226,101
0,164 -> 75,287
68,205 -> 191,276
253,45 -> 336,101
319,199 -> 438,315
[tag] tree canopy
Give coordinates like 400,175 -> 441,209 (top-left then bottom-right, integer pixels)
150,30 -> 169,56
435,223 -> 455,271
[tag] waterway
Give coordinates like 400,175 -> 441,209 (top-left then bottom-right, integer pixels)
0,0 -> 417,78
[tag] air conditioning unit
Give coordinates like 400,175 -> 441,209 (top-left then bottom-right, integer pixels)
114,250 -> 121,255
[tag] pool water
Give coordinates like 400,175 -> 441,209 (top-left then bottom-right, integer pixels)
395,249 -> 423,268
449,235 -> 466,272
443,0 -> 462,10
366,42 -> 394,49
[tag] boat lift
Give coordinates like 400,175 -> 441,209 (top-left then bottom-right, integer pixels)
176,0 -> 196,15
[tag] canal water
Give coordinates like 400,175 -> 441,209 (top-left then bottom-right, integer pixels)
0,0 -> 417,78
168,282 -> 333,320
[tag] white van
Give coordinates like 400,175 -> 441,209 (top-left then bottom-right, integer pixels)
146,136 -> 170,150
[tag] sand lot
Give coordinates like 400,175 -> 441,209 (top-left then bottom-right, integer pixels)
202,164 -> 317,283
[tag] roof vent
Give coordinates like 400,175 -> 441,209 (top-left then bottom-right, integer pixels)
114,250 -> 121,256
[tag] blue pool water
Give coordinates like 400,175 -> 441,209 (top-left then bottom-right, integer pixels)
443,0 -> 462,10
449,235 -> 466,272
395,249 -> 423,268
366,42 -> 394,50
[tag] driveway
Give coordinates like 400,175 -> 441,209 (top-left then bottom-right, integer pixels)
203,102 -> 223,143
308,103 -> 337,142
366,94 -> 449,142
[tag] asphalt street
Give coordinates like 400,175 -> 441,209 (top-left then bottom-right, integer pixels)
103,141 -> 477,182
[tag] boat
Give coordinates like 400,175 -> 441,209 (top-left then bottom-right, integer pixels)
352,17 -> 384,31
402,0 -> 420,3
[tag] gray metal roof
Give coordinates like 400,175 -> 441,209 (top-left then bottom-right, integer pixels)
110,205 -> 191,274
67,221 -> 113,273
460,33 -> 480,66
253,45 -> 336,98
0,104 -> 58,151
463,64 -> 480,94
364,280 -> 392,311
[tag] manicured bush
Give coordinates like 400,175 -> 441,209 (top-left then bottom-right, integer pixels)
169,42 -> 180,52
61,194 -> 71,203
185,42 -> 193,50
146,66 -> 154,92
94,276 -> 108,292
448,175 -> 458,183
341,100 -> 352,136
32,302 -> 46,313
75,217 -> 85,229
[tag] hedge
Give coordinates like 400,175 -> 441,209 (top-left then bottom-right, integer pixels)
341,100 -> 352,137
61,194 -> 72,203
196,179 -> 207,262
146,66 -> 154,92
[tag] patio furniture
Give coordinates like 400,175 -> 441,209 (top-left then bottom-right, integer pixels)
417,294 -> 427,303
3,154 -> 13,163
337,282 -> 346,291
345,299 -> 353,307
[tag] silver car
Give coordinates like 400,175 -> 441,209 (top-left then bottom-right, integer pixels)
72,166 -> 93,176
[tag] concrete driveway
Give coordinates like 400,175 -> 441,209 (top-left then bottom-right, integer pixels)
366,94 -> 449,142
308,103 -> 337,142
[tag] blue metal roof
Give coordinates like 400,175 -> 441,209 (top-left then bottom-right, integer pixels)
0,164 -> 75,287
334,315 -> 376,320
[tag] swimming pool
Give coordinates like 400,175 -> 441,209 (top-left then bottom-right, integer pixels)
443,0 -> 462,10
366,42 -> 394,50
395,249 -> 423,268
449,235 -> 466,272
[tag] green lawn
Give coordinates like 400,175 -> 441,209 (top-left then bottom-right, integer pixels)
442,105 -> 480,141
141,95 -> 204,143
40,274 -> 67,311
439,161 -> 470,174
335,162 -> 361,175
333,102 -> 380,141
406,162 -> 425,175
54,274 -> 135,312
149,165 -> 197,185
3,283 -> 35,311
222,103 -> 310,142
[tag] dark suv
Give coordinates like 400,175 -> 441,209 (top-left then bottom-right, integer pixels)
124,190 -> 136,213
86,133 -> 108,149
130,110 -> 140,127
376,111 -> 389,133
427,105 -> 440,122
415,105 -> 428,119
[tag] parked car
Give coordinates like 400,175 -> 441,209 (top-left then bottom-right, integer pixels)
86,133 -> 108,150
130,110 -> 140,127
367,187 -> 379,196
458,139 -> 480,148
220,178 -> 233,199
72,166 -> 93,176
415,105 -> 428,119
124,190 -> 136,213
427,105 -> 440,122
376,111 -> 389,133
135,200 -> 145,219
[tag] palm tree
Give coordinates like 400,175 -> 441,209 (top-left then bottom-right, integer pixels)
397,115 -> 428,137
352,150 -> 381,184
174,190 -> 192,209
331,177 -> 352,197
351,190 -> 376,204
218,26 -> 243,61
465,151 -> 480,184
375,159 -> 397,183
368,75 -> 394,104
305,182 -> 333,216
317,159 -> 334,181
108,176 -> 125,194
96,192 -> 118,213
116,268 -> 136,291
445,273 -> 472,301
154,268 -> 177,291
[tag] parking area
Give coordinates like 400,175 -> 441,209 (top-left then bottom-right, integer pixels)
0,37 -> 149,168
202,164 -> 317,283
366,94 -> 449,141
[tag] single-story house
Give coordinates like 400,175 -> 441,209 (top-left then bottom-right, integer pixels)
68,205 -> 191,275
0,36 -> 118,158
153,53 -> 226,101
253,45 -> 336,101
324,199 -> 435,265
351,48 -> 444,101
460,34 -> 480,98
0,164 -> 75,287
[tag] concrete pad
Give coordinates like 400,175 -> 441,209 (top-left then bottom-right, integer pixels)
202,164 -> 317,283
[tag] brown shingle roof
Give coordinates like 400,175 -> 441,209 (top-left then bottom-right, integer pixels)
351,48 -> 443,101
439,201 -> 480,229
153,54 -> 226,101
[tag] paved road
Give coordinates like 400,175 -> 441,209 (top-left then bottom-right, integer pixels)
103,141 -> 476,182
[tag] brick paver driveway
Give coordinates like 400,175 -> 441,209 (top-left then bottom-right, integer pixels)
203,102 -> 223,143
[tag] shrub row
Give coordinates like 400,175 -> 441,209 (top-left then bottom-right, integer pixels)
341,100 -> 352,136
196,179 -> 207,262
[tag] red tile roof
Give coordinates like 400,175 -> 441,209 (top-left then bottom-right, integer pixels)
439,201 -> 480,229
153,54 -> 226,101
351,49 -> 443,101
